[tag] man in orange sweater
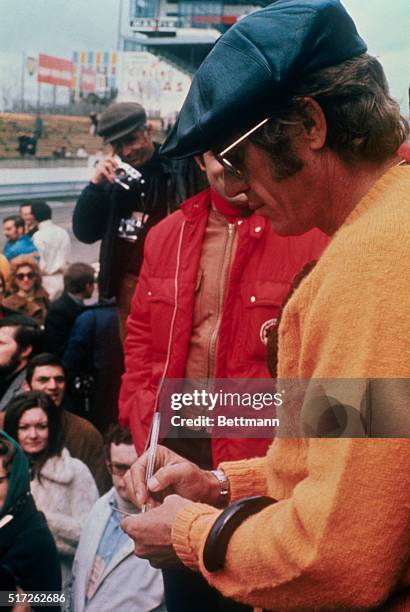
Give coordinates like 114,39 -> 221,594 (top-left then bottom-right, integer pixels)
121,1 -> 410,609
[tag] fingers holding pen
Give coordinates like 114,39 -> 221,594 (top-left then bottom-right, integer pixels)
125,446 -> 169,508
124,454 -> 149,507
125,444 -> 211,509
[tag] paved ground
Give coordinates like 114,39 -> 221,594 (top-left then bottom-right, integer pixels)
0,167 -> 93,185
0,166 -> 94,202
0,198 -> 100,266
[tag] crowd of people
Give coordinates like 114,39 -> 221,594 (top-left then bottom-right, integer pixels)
1,1 -> 410,610
0,197 -> 137,607
2,201 -> 71,299
1,94 -> 205,610
0,312 -> 164,609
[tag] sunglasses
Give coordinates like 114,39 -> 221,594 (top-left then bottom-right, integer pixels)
16,272 -> 35,280
215,117 -> 269,179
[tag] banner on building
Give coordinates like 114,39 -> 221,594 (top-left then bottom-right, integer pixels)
116,52 -> 191,117
80,66 -> 96,93
38,54 -> 73,88
72,51 -> 117,98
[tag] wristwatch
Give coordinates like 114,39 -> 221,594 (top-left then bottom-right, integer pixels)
210,468 -> 231,507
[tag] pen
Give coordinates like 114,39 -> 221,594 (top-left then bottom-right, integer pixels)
110,505 -> 134,517
142,411 -> 161,513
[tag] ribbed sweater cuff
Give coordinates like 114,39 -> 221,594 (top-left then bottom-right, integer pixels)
219,457 -> 267,501
172,503 -> 221,571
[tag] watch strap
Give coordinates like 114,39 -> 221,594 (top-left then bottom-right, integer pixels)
210,468 -> 230,507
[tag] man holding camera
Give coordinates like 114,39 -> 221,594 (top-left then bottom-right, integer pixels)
73,102 -> 206,332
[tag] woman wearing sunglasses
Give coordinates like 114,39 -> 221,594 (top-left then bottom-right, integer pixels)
4,391 -> 99,606
3,255 -> 49,325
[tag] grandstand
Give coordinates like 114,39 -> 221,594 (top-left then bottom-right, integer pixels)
0,114 -> 99,159
0,113 -> 163,160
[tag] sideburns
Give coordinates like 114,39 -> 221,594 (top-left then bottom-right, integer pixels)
251,127 -> 304,182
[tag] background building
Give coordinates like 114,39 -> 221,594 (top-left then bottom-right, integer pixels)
120,0 -> 272,73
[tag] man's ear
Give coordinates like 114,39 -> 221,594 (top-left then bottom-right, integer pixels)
195,155 -> 206,172
300,97 -> 327,151
20,345 -> 32,361
22,381 -> 30,391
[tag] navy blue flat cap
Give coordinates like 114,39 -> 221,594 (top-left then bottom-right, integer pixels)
161,0 -> 367,159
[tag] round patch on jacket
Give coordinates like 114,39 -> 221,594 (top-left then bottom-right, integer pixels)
260,318 -> 278,346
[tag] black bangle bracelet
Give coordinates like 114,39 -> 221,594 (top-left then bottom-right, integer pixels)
203,495 -> 277,572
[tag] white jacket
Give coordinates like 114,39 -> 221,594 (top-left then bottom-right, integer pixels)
33,219 -> 71,299
70,488 -> 165,612
31,448 -> 99,598
32,219 -> 71,276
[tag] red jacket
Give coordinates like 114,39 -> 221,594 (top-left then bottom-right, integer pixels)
119,189 -> 329,465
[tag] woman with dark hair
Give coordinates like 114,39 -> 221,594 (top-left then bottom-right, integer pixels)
0,431 -> 61,609
4,391 -> 99,601
3,255 -> 49,325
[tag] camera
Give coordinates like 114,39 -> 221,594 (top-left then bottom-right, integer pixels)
117,211 -> 149,242
113,155 -> 144,191
73,374 -> 95,397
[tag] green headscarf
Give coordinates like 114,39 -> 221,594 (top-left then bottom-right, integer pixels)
0,431 -> 30,519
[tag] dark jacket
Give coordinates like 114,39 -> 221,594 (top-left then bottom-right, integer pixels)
0,432 -> 61,609
0,497 -> 62,603
72,144 -> 206,298
44,292 -> 85,357
63,300 -> 124,431
0,305 -> 18,319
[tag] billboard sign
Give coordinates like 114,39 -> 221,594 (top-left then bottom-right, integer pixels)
80,66 -> 96,93
116,52 -> 192,117
95,66 -> 109,95
38,53 -> 73,88
72,50 -> 117,99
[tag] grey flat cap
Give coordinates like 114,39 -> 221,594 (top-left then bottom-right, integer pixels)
98,102 -> 147,144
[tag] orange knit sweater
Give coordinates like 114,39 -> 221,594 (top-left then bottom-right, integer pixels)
171,166 -> 410,610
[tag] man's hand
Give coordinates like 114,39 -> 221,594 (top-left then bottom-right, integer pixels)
121,494 -> 191,568
124,444 -> 220,509
90,155 -> 118,185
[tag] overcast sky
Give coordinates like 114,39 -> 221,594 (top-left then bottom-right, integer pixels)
0,0 -> 119,54
0,0 -> 408,108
